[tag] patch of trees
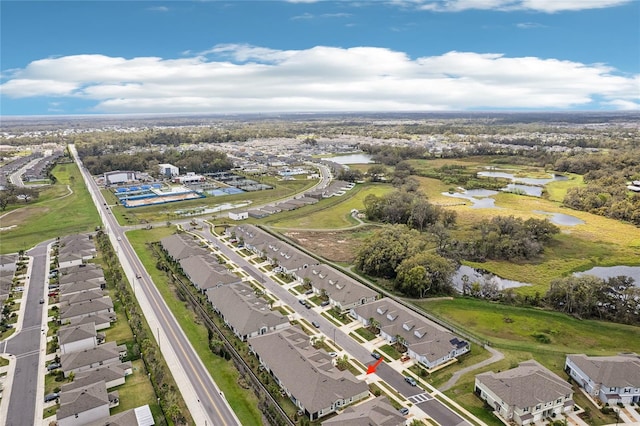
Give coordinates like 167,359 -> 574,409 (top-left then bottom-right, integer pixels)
363,190 -> 457,231
447,216 -> 559,262
355,225 -> 456,297
545,275 -> 639,325
80,148 -> 233,176
0,183 -> 39,211
418,164 -> 507,191
555,150 -> 640,225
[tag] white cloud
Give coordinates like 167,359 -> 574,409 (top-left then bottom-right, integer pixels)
515,22 -> 546,29
409,0 -> 632,12
147,6 -> 169,12
1,45 -> 638,113
603,99 -> 640,110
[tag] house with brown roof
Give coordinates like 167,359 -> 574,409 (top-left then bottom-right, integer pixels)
565,353 -> 640,404
351,298 -> 469,369
207,282 -> 289,341
248,327 -> 369,421
475,360 -> 574,425
56,380 -> 119,426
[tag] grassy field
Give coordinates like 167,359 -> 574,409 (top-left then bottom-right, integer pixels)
0,163 -> 100,254
126,227 -> 264,425
415,297 -> 638,425
265,182 -> 395,229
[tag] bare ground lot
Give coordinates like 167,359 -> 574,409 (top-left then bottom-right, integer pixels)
283,227 -> 376,263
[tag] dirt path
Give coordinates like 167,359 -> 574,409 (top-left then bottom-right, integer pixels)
438,344 -> 505,392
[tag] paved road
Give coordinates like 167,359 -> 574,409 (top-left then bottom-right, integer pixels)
194,223 -> 471,426
69,144 -> 239,426
2,241 -> 50,426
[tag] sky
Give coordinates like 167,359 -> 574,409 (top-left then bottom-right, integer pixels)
1,0 -> 639,115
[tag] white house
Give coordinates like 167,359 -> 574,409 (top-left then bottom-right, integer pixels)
158,163 -> 179,177
565,354 -> 640,404
56,381 -> 114,426
475,360 -> 574,425
229,211 -> 249,221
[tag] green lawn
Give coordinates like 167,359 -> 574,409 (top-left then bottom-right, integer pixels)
265,182 -> 395,229
126,227 -> 263,426
110,360 -> 161,416
0,163 -> 100,254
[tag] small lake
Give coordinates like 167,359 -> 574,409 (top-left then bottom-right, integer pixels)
329,153 -> 373,165
533,210 -> 585,226
452,265 -> 531,291
478,171 -> 568,186
575,266 -> 640,285
503,183 -> 543,197
441,189 -> 499,209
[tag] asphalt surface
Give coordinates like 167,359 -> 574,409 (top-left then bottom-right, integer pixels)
69,144 -> 239,426
3,241 -> 49,426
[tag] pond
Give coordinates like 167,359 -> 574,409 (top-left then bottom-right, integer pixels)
503,183 -> 543,197
574,265 -> 640,285
328,153 -> 373,164
452,265 -> 531,291
478,171 -> 568,186
533,210 -> 585,226
441,189 -> 499,209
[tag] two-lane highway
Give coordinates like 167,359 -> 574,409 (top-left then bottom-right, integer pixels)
69,144 -> 239,426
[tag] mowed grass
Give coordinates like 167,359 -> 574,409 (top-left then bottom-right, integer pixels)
110,359 -> 161,416
126,227 -> 263,425
0,163 -> 100,254
419,298 -> 635,425
265,182 -> 395,229
418,298 -> 640,365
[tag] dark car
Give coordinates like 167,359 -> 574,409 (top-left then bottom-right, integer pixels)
320,300 -> 330,307
311,321 -> 320,328
371,352 -> 381,360
404,376 -> 417,386
47,362 -> 61,371
44,392 -> 59,402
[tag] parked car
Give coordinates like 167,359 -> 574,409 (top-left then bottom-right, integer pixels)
320,300 -> 330,307
328,352 -> 338,358
404,376 -> 417,386
399,407 -> 409,416
44,392 -> 59,402
46,362 -> 61,371
48,291 -> 58,297
371,352 -> 381,360
39,298 -> 45,304
312,321 -> 320,328
304,302 -> 312,309
304,289 -> 313,295
400,355 -> 410,362
298,299 -> 306,305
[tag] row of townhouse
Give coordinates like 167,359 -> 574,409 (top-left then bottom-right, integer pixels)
51,235 -> 153,426
231,225 -> 379,312
475,354 -> 640,426
160,232 -> 380,422
57,235 -> 97,269
231,225 -> 470,371
160,233 -> 243,292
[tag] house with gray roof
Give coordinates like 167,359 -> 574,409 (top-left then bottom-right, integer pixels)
179,255 -> 242,292
351,298 -> 469,369
61,341 -> 126,378
60,289 -> 106,306
60,279 -> 105,297
60,297 -> 115,324
248,327 -> 369,421
57,380 -> 118,426
321,396 -> 406,426
84,404 -> 155,426
69,313 -> 113,331
565,353 -> 640,404
61,362 -> 133,391
58,323 -> 99,354
207,283 -> 289,341
300,264 -> 378,312
59,264 -> 103,282
160,233 -> 208,261
475,360 -> 574,425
